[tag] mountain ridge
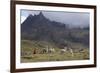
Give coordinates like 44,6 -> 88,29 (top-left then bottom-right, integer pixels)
21,12 -> 89,49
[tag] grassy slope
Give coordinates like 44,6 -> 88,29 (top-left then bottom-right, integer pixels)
21,40 -> 89,63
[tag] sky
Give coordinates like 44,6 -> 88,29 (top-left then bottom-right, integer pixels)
21,10 -> 90,28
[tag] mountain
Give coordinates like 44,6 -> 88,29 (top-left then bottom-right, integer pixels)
21,12 -> 89,49
21,12 -> 66,41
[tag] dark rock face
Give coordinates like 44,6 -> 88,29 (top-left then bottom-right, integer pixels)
21,12 -> 66,41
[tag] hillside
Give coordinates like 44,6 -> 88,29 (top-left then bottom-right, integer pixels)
21,12 -> 89,49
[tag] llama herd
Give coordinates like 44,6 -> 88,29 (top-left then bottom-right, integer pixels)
22,46 -> 74,57
60,47 -> 74,57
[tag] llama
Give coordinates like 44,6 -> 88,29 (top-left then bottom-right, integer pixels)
41,46 -> 55,54
48,48 -> 55,53
60,47 -> 68,54
60,46 -> 74,57
33,49 -> 36,54
68,47 -> 74,57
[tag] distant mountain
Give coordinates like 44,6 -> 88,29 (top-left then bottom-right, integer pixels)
21,12 -> 89,48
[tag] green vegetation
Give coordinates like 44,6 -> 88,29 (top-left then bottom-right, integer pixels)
21,53 -> 89,63
21,40 -> 89,63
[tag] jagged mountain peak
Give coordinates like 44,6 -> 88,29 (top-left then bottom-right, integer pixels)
36,12 -> 46,20
38,12 -> 44,16
25,12 -> 45,21
21,12 -> 66,30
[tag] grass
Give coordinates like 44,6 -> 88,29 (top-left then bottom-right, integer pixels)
21,51 -> 89,63
21,40 -> 89,63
